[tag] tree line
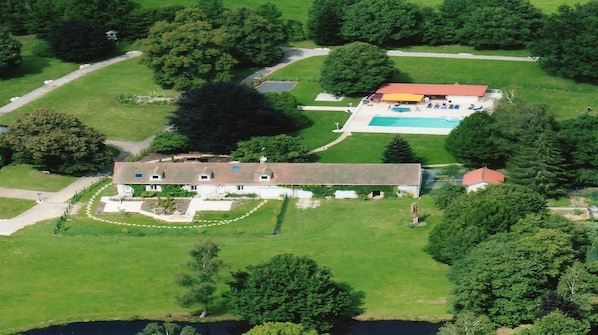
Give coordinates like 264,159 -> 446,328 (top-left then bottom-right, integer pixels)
430,183 -> 598,334
307,0 -> 598,83
2,0 -> 597,84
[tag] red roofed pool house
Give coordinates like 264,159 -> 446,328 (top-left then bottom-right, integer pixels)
462,167 -> 505,192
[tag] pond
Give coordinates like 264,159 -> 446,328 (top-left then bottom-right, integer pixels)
19,319 -> 443,335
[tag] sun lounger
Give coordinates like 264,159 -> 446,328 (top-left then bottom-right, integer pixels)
473,106 -> 483,111
434,104 -> 440,109
454,104 -> 460,109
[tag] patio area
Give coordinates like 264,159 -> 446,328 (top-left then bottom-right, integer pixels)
338,91 -> 501,135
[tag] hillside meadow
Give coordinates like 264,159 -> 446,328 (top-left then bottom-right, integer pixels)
0,191 -> 450,335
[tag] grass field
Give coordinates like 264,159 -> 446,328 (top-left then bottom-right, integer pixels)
0,198 -> 37,219
0,59 -> 177,141
0,194 -> 450,334
0,164 -> 76,192
312,133 -> 455,165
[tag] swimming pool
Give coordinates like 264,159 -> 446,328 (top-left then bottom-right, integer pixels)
368,116 -> 462,128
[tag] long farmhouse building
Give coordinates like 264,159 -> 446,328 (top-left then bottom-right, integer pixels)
113,162 -> 423,199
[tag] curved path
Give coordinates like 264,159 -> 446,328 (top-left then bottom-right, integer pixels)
0,48 -> 534,235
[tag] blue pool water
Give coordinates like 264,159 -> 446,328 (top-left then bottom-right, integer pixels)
369,116 -> 462,128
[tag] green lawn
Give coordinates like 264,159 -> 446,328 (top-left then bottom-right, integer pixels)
0,59 -> 177,141
0,195 -> 450,334
0,164 -> 77,192
312,133 -> 455,165
292,110 -> 351,151
0,197 -> 37,219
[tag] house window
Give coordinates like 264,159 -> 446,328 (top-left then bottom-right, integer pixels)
237,185 -> 244,191
200,175 -> 209,180
151,174 -> 160,180
260,175 -> 269,181
190,185 -> 197,191
134,173 -> 143,179
149,184 -> 159,190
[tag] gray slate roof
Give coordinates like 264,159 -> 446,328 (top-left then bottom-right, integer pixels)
113,162 -> 421,186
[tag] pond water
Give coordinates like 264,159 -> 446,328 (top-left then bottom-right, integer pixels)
19,319 -> 443,335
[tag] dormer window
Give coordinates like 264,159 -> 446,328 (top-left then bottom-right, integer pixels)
150,166 -> 164,181
257,166 -> 272,181
198,167 -> 213,181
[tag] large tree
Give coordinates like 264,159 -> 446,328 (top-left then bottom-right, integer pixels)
319,42 -> 394,96
458,6 -> 539,50
264,92 -> 313,130
437,0 -> 542,48
0,30 -> 22,77
232,135 -> 311,163
307,0 -> 355,46
60,0 -> 139,30
176,239 -> 225,317
559,114 -> 598,186
46,18 -> 116,62
449,235 -> 551,327
0,109 -> 112,175
529,1 -> 598,83
222,6 -> 286,66
119,5 -> 183,41
226,254 -> 361,332
149,131 -> 189,154
506,131 -> 569,198
426,184 -> 546,265
382,135 -> 419,163
340,0 -> 422,46
557,262 -> 598,327
490,102 -> 559,164
518,311 -> 590,335
444,111 -> 502,167
140,8 -> 237,91
169,82 -> 293,154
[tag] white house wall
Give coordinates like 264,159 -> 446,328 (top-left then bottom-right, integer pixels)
118,184 -> 419,199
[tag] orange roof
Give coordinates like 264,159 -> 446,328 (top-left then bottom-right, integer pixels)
462,167 -> 505,186
376,83 -> 488,97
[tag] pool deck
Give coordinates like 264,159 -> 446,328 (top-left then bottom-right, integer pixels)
339,93 -> 501,135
